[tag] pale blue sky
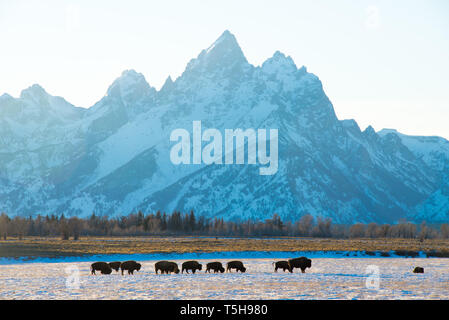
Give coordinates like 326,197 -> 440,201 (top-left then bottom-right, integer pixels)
1,0 -> 448,138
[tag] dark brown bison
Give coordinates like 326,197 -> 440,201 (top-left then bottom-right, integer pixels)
206,262 -> 225,273
288,257 -> 312,273
120,260 -> 141,275
182,261 -> 202,274
413,267 -> 424,273
226,261 -> 246,273
108,261 -> 121,272
91,262 -> 112,275
155,261 -> 180,274
273,260 -> 292,273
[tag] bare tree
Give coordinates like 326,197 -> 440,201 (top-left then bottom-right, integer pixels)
68,217 -> 82,240
297,214 -> 314,237
12,217 -> 28,240
440,224 -> 449,239
365,223 -> 379,238
59,214 -> 70,240
312,217 -> 332,238
0,213 -> 9,240
349,223 -> 365,238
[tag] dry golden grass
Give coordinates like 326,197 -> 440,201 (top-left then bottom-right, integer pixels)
1,236 -> 449,259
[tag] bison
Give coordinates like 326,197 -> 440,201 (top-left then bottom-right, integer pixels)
413,267 -> 424,273
226,261 -> 246,273
288,257 -> 312,273
206,262 -> 225,273
182,261 -> 202,274
273,260 -> 292,273
108,261 -> 121,272
91,262 -> 112,275
155,261 -> 180,274
120,260 -> 141,275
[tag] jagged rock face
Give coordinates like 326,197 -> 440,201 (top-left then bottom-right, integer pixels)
0,30 -> 448,223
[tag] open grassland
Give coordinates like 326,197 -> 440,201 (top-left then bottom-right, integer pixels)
1,237 -> 449,259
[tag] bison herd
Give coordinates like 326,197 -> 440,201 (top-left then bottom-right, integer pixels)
273,257 -> 312,273
91,260 -> 141,275
90,257 -> 312,276
90,258 -> 423,276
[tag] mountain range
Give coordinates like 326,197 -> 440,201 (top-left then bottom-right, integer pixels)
1,30 -> 448,224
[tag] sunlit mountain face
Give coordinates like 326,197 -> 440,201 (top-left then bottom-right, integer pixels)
1,30 -> 448,224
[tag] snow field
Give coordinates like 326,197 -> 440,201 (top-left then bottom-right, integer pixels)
1,258 -> 448,300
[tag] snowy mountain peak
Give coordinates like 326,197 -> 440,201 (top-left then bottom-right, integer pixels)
262,51 -> 297,75
341,119 -> 361,132
378,129 -> 449,171
20,84 -> 49,101
185,30 -> 248,74
364,125 -> 376,135
0,93 -> 13,103
217,29 -> 233,40
160,75 -> 174,93
206,30 -> 241,53
272,50 -> 294,63
378,128 -> 398,136
106,69 -> 153,101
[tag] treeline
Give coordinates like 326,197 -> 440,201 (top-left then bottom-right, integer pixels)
0,211 -> 448,240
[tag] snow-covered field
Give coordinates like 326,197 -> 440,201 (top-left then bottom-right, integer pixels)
1,257 -> 449,299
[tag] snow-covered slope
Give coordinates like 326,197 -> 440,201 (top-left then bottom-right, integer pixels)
0,30 -> 447,223
378,129 -> 449,222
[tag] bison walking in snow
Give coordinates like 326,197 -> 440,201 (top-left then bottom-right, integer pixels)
182,261 -> 202,274
288,257 -> 312,273
273,260 -> 292,273
91,262 -> 112,275
155,261 -> 180,274
226,261 -> 246,273
108,261 -> 121,272
120,260 -> 141,275
413,267 -> 424,273
205,262 -> 225,273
